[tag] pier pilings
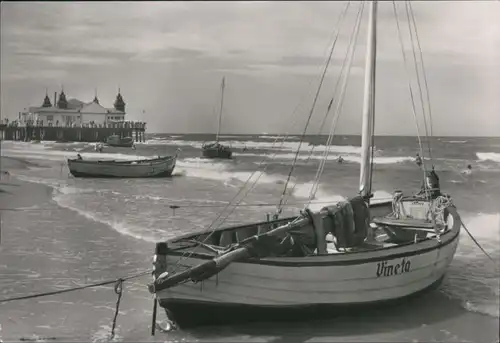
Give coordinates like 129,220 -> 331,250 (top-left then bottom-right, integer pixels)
0,122 -> 147,143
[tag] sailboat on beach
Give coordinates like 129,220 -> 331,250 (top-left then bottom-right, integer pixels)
201,76 -> 233,159
148,1 -> 462,328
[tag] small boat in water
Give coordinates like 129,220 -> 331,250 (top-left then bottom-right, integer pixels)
201,77 -> 232,159
68,154 -> 177,178
106,135 -> 134,148
147,1 -> 462,329
201,141 -> 232,159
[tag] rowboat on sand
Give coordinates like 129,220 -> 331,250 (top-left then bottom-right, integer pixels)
147,0 -> 462,329
67,153 -> 178,178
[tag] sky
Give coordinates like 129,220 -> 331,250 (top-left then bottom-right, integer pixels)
1,1 -> 499,136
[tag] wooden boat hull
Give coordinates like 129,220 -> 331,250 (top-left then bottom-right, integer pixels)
106,136 -> 134,148
155,202 -> 461,328
159,275 -> 445,327
67,156 -> 176,178
107,142 -> 134,148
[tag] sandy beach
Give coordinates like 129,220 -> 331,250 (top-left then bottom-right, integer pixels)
0,155 -> 156,342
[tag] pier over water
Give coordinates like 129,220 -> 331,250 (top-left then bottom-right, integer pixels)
1,87 -> 147,143
0,120 -> 146,143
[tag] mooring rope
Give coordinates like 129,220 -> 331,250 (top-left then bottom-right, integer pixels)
457,214 -> 497,265
0,270 -> 150,339
0,270 -> 148,303
111,279 -> 123,339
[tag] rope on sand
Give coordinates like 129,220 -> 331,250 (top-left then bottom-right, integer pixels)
0,270 -> 151,340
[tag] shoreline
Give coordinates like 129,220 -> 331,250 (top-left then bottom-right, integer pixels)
0,156 -> 54,210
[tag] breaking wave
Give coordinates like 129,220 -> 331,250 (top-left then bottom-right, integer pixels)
138,138 -> 364,154
237,152 -> 412,165
476,152 -> 500,163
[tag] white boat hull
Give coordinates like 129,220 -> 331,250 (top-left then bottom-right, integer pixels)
159,233 -> 458,304
67,156 -> 176,178
155,204 -> 460,327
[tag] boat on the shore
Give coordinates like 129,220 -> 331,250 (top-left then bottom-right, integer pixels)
147,1 -> 462,329
67,154 -> 177,178
201,77 -> 232,159
106,135 -> 134,148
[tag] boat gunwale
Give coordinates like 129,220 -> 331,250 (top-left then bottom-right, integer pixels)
164,200 -> 393,243
163,202 -> 461,267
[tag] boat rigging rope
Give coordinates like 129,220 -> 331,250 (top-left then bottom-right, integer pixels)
197,1 -> 353,225
404,0 -> 433,163
281,2 -> 360,209
166,4 -> 358,276
392,1 -> 431,204
167,123 -> 302,273
404,2 -> 431,159
165,10 -> 356,272
308,2 -> 365,205
275,1 -> 352,215
407,0 -> 435,153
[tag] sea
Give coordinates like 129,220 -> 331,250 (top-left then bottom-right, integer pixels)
0,134 -> 499,343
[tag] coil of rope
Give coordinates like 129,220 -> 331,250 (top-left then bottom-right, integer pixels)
431,195 -> 453,225
387,191 -> 496,265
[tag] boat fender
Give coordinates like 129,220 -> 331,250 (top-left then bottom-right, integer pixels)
321,205 -> 346,250
323,201 -> 357,249
340,201 -> 356,247
301,208 -> 324,253
310,209 -> 328,254
348,196 -> 369,246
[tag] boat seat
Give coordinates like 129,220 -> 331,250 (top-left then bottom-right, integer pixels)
236,226 -> 258,243
257,224 -> 271,234
219,231 -> 235,247
372,217 -> 435,230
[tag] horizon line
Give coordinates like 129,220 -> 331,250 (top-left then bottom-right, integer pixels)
147,133 -> 500,139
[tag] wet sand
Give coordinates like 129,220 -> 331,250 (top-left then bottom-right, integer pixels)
1,156 -> 54,210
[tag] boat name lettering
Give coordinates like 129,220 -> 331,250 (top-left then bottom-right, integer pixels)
376,258 -> 411,277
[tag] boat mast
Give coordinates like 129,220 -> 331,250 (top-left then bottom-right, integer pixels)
215,76 -> 226,143
359,0 -> 378,200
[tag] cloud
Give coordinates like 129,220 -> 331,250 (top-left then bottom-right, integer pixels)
1,1 -> 499,136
